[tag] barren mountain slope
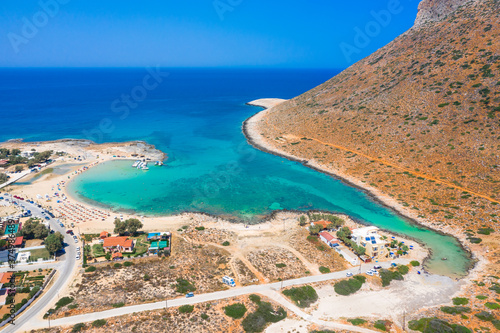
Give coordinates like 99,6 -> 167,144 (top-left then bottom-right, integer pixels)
250,1 -> 500,327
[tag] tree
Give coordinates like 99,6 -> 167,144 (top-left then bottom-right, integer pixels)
33,223 -> 49,239
125,218 -> 143,236
45,232 -> 64,254
298,215 -> 307,226
15,165 -> 24,172
22,218 -> 49,240
308,224 -> 321,236
0,173 -> 8,183
11,149 -> 21,156
113,219 -> 128,236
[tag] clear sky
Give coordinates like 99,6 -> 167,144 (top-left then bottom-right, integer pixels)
0,0 -> 420,68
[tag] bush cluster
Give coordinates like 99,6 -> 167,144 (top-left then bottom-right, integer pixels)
282,285 -> 318,308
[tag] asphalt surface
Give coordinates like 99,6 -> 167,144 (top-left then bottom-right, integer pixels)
0,194 -> 79,333
22,259 -> 408,332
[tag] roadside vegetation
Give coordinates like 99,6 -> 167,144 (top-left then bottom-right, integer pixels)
282,285 -> 318,308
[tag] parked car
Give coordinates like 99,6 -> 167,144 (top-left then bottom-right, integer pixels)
74,238 -> 78,243
66,230 -> 73,234
366,271 -> 374,276
346,272 -> 353,277
186,292 -> 194,298
373,265 -> 382,270
76,255 -> 80,260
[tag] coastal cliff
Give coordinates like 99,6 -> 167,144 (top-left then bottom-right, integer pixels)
245,0 -> 499,329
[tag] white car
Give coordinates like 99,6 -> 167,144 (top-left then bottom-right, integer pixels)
346,272 -> 353,277
74,238 -> 78,243
366,271 -> 374,276
76,255 -> 80,260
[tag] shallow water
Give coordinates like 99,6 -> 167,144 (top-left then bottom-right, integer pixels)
0,68 -> 471,277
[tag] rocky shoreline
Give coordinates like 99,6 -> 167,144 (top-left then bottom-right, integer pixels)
242,100 -> 480,279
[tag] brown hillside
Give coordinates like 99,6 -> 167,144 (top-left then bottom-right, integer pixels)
250,0 -> 499,328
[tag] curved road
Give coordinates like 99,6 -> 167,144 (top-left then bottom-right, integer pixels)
0,194 -> 78,333
21,260 -> 408,332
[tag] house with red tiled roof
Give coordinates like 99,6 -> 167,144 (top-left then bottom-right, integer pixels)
12,236 -> 23,247
0,272 -> 13,289
111,252 -> 123,260
0,160 -> 8,166
311,220 -> 330,230
319,231 -> 339,248
102,236 -> 134,253
100,231 -> 109,239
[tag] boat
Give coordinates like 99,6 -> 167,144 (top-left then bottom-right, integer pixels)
141,162 -> 149,170
132,160 -> 141,168
441,257 -> 448,261
155,161 -> 163,166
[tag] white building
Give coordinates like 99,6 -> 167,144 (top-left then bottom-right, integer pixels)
351,226 -> 388,260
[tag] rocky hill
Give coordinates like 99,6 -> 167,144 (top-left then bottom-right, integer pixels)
248,0 -> 499,329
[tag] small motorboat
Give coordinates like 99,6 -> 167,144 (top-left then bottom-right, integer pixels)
441,257 -> 448,261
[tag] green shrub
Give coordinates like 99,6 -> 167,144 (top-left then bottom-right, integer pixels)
452,297 -> 469,305
195,226 -> 205,231
476,295 -> 488,300
374,320 -> 387,331
92,319 -> 107,327
485,302 -> 500,310
249,294 -> 261,303
397,265 -> 409,275
224,303 -> 247,319
477,228 -> 494,235
113,263 -> 122,268
123,261 -> 132,267
319,266 -> 330,273
440,306 -> 470,314
85,266 -> 96,273
468,237 -> 482,244
72,323 -> 85,332
112,302 -> 125,308
489,285 -> 500,294
55,297 -> 74,310
174,279 -> 196,293
68,304 -> 78,310
409,317 -> 471,333
282,285 -> 318,308
410,260 -> 420,267
348,318 -> 367,325
492,319 -> 500,330
275,263 -> 286,268
222,241 -> 230,246
201,313 -> 209,320
242,301 -> 286,332
380,269 -> 403,287
334,277 -> 364,295
179,305 -> 194,314
475,311 -> 495,321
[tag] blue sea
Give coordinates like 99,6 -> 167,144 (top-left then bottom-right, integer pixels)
0,68 -> 471,276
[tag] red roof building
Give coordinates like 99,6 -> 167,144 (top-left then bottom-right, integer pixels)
319,231 -> 339,247
0,272 -> 13,284
13,236 -> 23,247
103,236 -> 134,253
111,252 -> 123,260
313,221 -> 330,229
0,160 -> 8,166
100,231 -> 109,239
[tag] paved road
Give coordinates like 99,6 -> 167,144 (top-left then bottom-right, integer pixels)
21,259 -> 408,332
0,194 -> 79,333
0,171 -> 31,190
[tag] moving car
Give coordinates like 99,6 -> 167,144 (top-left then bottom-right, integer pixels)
346,272 -> 353,277
186,292 -> 194,298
